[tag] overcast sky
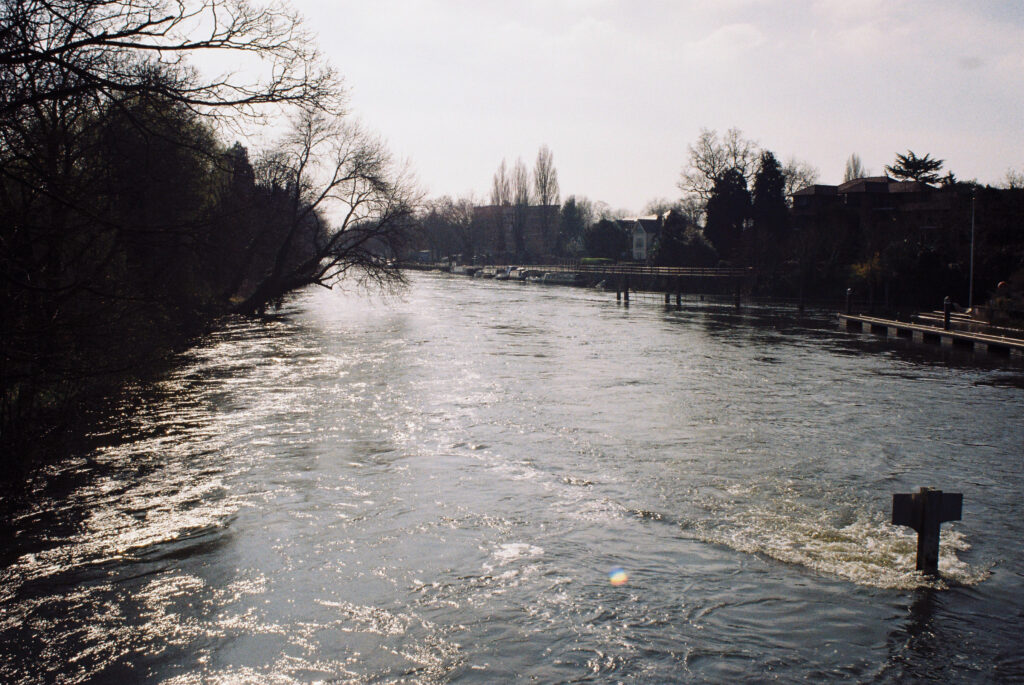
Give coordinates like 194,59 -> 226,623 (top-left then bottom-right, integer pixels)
288,0 -> 1023,213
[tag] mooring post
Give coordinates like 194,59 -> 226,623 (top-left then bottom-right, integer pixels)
943,296 -> 952,330
675,278 -> 682,307
892,487 -> 963,575
623,276 -> 630,304
846,288 -> 853,315
665,291 -> 670,305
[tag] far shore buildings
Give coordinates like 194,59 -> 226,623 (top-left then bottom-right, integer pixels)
417,175 -> 1003,267
790,175 -> 957,258
471,204 -> 560,263
464,209 -> 665,264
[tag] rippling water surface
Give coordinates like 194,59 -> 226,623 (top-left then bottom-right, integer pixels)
3,272 -> 1023,683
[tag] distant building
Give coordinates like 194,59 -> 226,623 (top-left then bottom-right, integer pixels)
618,216 -> 662,261
472,204 -> 560,263
791,175 -> 951,257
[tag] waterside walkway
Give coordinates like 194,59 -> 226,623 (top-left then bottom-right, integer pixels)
838,313 -> 1024,358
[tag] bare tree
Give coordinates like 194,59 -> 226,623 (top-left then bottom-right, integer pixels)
533,145 -> 559,206
512,157 -> 531,206
420,194 -> 475,260
643,197 -> 683,219
843,153 -> 867,182
510,157 -> 531,258
235,107 -> 421,312
782,157 -> 820,203
490,159 -> 511,205
0,0 -> 340,120
532,146 -> 559,258
446,194 -> 477,258
678,127 -> 760,202
1003,167 -> 1024,189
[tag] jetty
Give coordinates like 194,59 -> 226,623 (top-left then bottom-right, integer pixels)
407,261 -> 754,298
838,313 -> 1024,358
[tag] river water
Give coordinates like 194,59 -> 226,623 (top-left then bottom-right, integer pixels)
2,272 -> 1023,683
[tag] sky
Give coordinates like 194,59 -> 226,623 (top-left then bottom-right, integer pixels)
281,0 -> 1023,213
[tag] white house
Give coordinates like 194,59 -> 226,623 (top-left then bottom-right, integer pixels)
622,215 -> 662,261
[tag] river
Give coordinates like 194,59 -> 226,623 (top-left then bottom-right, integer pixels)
2,271 -> 1023,683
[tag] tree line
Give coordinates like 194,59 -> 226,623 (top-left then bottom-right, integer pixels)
1,0 -> 417,478
416,127 -> 1022,324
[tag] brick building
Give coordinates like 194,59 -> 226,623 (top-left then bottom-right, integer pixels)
471,204 -> 560,263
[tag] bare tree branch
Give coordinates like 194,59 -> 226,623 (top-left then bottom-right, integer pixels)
1,0 -> 342,121
234,108 -> 422,312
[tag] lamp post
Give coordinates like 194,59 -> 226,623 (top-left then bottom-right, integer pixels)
968,188 -> 976,311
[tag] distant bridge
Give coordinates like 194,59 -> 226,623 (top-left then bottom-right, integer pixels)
408,261 -> 753,280
406,261 -> 759,302
522,263 -> 753,280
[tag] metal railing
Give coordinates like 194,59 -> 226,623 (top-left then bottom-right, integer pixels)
493,263 -> 753,278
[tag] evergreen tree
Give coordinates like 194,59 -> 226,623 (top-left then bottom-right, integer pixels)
751,151 -> 790,267
652,210 -> 717,267
558,196 -> 586,257
583,219 -> 628,260
703,168 -> 751,263
885,151 -> 944,184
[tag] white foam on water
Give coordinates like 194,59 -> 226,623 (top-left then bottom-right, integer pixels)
689,495 -> 989,590
491,542 -> 544,564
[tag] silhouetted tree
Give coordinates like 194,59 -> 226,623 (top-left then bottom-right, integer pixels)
0,73 -> 233,474
1002,168 -> 1023,190
751,151 -> 789,267
583,219 -> 628,260
557,196 -> 588,257
533,146 -> 559,207
419,195 -> 476,262
234,108 -> 420,313
703,168 -> 751,262
511,157 -> 531,259
843,153 -> 867,182
0,1 -> 391,476
643,198 -> 683,219
679,127 -> 759,202
652,210 -> 717,267
886,151 -> 945,184
0,0 -> 340,120
781,157 -> 819,203
533,146 -> 559,257
490,159 -> 511,206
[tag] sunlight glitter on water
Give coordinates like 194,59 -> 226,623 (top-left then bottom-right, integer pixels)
2,274 -> 1022,683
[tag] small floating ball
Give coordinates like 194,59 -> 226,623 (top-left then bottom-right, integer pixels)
608,567 -> 628,586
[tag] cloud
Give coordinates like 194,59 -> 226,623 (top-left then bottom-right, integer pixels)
285,0 -> 1024,207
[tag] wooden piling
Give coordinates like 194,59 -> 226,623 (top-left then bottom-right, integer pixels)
892,487 -> 963,575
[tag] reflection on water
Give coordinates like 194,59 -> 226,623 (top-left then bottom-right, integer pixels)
2,273 -> 1023,683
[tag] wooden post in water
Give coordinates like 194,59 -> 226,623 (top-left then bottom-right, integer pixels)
675,278 -> 682,307
892,487 -> 963,575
